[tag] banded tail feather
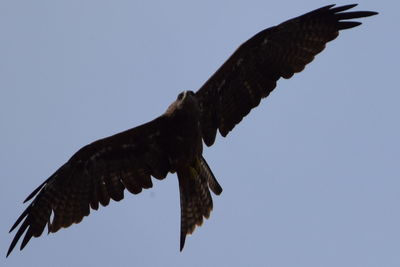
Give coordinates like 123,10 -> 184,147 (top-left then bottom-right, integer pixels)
177,156 -> 222,251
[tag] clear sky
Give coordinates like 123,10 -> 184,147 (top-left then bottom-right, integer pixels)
1,1 -> 398,266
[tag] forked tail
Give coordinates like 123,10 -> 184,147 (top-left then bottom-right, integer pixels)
177,156 -> 222,251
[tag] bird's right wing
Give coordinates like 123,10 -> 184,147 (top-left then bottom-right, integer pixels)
7,115 -> 173,256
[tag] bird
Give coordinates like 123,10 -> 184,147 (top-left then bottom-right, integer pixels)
7,4 -> 377,257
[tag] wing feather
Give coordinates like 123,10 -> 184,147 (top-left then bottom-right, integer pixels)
7,116 -> 171,256
196,4 -> 377,146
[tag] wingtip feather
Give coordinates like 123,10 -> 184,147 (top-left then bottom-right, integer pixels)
20,229 -> 33,251
331,4 -> 358,12
9,206 -> 30,233
6,246 -> 13,258
338,21 -> 362,30
23,178 -> 50,203
7,219 -> 30,257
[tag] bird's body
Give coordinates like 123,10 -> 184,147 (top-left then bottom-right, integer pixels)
164,91 -> 203,172
8,4 -> 377,256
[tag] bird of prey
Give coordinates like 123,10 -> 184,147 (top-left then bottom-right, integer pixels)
7,4 -> 377,256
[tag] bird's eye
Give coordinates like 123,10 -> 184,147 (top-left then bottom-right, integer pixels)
177,92 -> 184,100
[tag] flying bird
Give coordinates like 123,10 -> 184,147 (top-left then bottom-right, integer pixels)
7,4 -> 377,256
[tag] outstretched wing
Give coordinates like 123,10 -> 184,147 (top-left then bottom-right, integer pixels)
7,116 -> 171,256
196,4 -> 377,146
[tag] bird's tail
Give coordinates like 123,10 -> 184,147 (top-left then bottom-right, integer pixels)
177,155 -> 222,251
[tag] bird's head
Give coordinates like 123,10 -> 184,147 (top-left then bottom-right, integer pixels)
166,90 -> 199,115
176,90 -> 195,104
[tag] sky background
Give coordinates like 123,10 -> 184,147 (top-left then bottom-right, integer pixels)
0,1 -> 398,266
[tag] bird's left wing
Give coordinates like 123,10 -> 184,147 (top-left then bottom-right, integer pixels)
7,115 -> 172,256
196,4 -> 377,146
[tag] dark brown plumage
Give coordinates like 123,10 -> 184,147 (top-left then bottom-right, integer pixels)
7,4 -> 377,257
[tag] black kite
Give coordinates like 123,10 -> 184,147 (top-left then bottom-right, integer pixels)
7,4 -> 377,256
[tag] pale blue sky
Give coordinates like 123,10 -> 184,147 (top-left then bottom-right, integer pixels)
1,1 -> 398,266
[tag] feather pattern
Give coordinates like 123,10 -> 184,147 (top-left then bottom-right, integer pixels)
178,157 -> 220,251
7,116 -> 171,256
196,4 -> 377,146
